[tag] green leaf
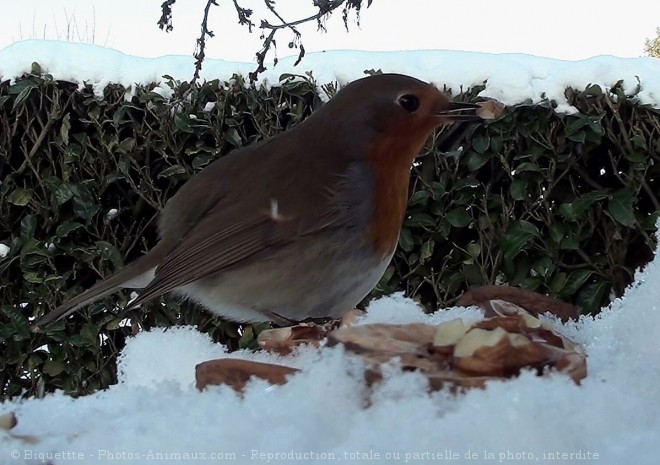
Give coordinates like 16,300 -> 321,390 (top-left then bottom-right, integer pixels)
567,130 -> 586,143
224,128 -> 242,147
192,153 -> 215,171
96,241 -> 123,269
576,281 -> 610,314
453,177 -> 480,190
584,83 -> 602,96
24,271 -> 43,283
374,265 -> 396,294
238,325 -> 256,349
54,183 -> 76,205
446,208 -> 471,228
44,360 -> 66,376
515,162 -> 541,173
113,106 -> 130,126
398,227 -> 414,252
472,136 -> 490,154
462,263 -> 484,285
158,165 -> 187,179
561,234 -> 580,250
117,154 -> 132,178
105,318 -> 122,331
20,239 -> 49,267
467,242 -> 481,259
510,179 -> 527,201
565,114 -> 603,137
80,324 -> 100,348
118,137 -> 136,153
431,180 -> 446,198
558,269 -> 593,297
625,151 -> 647,164
500,220 -> 540,260
408,190 -> 430,206
420,240 -> 434,261
174,113 -> 195,133
56,221 -> 83,238
640,212 -> 659,230
531,256 -> 554,278
548,224 -> 565,245
466,151 -> 490,171
445,271 -> 465,295
520,276 -> 543,291
20,215 -> 37,239
523,143 -> 547,160
71,184 -> 100,222
588,116 -> 604,135
9,79 -> 37,95
559,191 -> 608,221
630,134 -> 647,150
8,188 -> 33,206
608,188 -> 636,227
11,81 -> 37,110
405,213 -> 436,228
491,135 -> 503,153
550,271 -> 568,293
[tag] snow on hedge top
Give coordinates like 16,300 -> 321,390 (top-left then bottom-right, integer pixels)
1,39 -> 660,113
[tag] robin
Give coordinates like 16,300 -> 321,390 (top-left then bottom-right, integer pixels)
35,73 -> 480,329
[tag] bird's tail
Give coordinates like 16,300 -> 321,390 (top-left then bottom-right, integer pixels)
33,244 -> 166,331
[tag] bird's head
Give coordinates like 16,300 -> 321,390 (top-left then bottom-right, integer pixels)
337,73 -> 477,129
322,73 -> 479,163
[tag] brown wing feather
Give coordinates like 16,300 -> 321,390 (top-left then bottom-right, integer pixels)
128,198 -> 339,309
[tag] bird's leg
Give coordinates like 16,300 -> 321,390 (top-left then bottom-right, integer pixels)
263,309 -> 299,327
340,308 -> 366,327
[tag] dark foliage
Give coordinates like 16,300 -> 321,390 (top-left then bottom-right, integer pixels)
0,68 -> 658,400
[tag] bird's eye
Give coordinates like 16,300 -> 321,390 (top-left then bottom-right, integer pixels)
398,94 -> 420,112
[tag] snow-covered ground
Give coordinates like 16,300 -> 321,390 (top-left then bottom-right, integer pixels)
1,236 -> 659,465
1,41 -> 659,464
1,40 -> 660,113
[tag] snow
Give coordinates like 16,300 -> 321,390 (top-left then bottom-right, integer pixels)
2,40 -> 660,113
105,209 -> 119,221
1,223 -> 659,464
1,40 -> 660,464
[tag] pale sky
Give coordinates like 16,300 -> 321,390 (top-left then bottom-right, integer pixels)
1,0 -> 659,63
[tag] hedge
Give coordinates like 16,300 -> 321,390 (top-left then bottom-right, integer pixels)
1,67 -> 658,398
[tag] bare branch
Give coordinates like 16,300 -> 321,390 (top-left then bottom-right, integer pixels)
157,0 -> 177,32
251,0 -> 367,81
191,0 -> 219,87
233,0 -> 255,32
157,0 -> 372,83
342,0 -> 371,30
249,27 -> 276,81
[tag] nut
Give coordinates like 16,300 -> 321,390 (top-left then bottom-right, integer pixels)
454,327 -> 508,358
433,318 -> 470,347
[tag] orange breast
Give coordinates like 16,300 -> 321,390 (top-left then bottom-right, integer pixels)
364,134 -> 424,258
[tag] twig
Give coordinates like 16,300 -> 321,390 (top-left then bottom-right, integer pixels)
191,0 -> 219,87
233,0 -> 255,31
157,0 -> 177,32
158,0 -> 371,83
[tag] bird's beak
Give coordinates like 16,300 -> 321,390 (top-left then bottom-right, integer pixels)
434,101 -> 481,121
